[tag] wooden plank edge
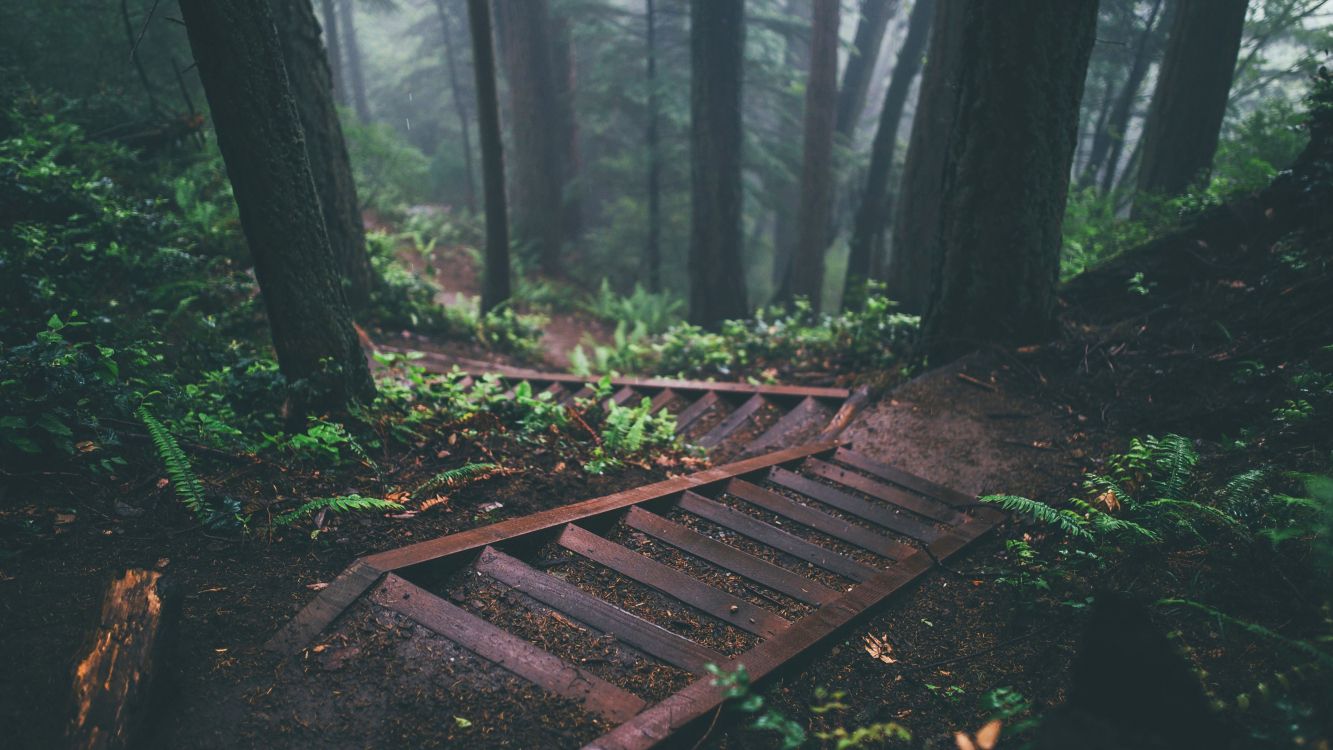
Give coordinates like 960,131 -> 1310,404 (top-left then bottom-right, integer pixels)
263,559 -> 385,656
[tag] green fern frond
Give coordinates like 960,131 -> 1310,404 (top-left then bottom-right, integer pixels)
137,405 -> 208,523
1146,434 -> 1198,499
981,495 -> 1093,540
1143,498 -> 1246,530
273,494 -> 404,527
410,462 -> 499,496
1158,598 -> 1333,669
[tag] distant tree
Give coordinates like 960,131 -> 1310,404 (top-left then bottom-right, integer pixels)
688,0 -> 748,327
644,0 -> 663,292
552,14 -> 583,240
318,0 -> 346,107
337,0 -> 373,123
432,0 -> 477,213
271,0 -> 376,311
920,0 -> 1099,360
784,0 -> 840,308
844,0 -> 935,309
179,0 -> 374,409
467,0 -> 511,313
493,0 -> 565,275
885,0 -> 959,315
834,0 -> 899,144
771,0 -> 811,295
1134,0 -> 1249,213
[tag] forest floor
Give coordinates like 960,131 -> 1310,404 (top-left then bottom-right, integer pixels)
1,189 -> 1329,749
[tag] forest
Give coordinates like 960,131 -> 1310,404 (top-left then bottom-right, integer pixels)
1,0 -> 1331,748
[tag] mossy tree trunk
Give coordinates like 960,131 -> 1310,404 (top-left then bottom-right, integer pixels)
920,0 -> 1099,361
272,0 -> 376,312
180,0 -> 374,411
688,0 -> 748,328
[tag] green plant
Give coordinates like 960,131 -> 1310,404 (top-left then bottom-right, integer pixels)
707,664 -> 807,749
582,279 -> 684,335
409,462 -> 499,497
137,405 -> 207,524
271,494 -> 404,530
980,686 -> 1039,737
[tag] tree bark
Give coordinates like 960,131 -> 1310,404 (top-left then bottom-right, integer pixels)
552,14 -> 583,240
644,0 -> 662,292
885,0 -> 960,315
66,569 -> 178,750
688,0 -> 748,327
318,0 -> 346,107
434,0 -> 477,213
467,0 -> 511,313
1134,0 -> 1248,213
1081,0 -> 1167,192
844,0 -> 935,309
770,0 -> 811,295
494,0 -> 565,275
920,0 -> 1099,361
337,0 -> 373,123
784,0 -> 840,309
834,0 -> 898,144
180,0 -> 374,409
272,0 -> 375,311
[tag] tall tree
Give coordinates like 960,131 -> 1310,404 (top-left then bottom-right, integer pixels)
433,0 -> 477,213
784,0 -> 840,308
318,0 -> 346,107
920,0 -> 1099,361
271,0 -> 376,311
179,0 -> 374,409
688,0 -> 748,327
467,0 -> 511,313
551,14 -> 583,240
834,0 -> 898,144
493,0 -> 565,274
770,0 -> 811,294
337,0 -> 373,122
1134,0 -> 1249,212
885,0 -> 963,315
1079,0 -> 1168,192
844,0 -> 935,309
644,0 -> 662,292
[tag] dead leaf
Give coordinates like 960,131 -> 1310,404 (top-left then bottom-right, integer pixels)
975,720 -> 1002,749
306,582 -> 330,591
420,496 -> 450,512
863,633 -> 898,664
156,477 -> 170,489
478,501 -> 504,513
954,732 -> 977,750
75,440 -> 98,453
549,611 -> 582,631
1095,490 -> 1121,514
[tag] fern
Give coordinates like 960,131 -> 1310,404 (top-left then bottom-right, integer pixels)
1145,434 -> 1198,499
272,494 -> 404,527
1158,598 -> 1333,669
981,495 -> 1094,540
410,462 -> 499,497
1143,498 -> 1247,531
137,405 -> 208,524
1220,467 -> 1269,519
1068,497 -> 1162,542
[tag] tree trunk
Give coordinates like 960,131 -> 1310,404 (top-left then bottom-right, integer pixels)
66,569 -> 178,750
318,0 -> 346,107
434,0 -> 477,213
1134,0 -> 1248,213
467,0 -> 511,313
337,0 -> 373,123
494,0 -> 565,275
844,0 -> 935,309
884,0 -> 958,315
552,14 -> 583,240
770,0 -> 811,296
644,0 -> 662,292
784,0 -> 840,309
834,0 -> 898,144
920,0 -> 1098,361
688,0 -> 748,327
180,0 -> 374,409
1081,0 -> 1167,192
272,0 -> 375,312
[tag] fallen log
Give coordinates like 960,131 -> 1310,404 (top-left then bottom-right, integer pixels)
66,568 -> 177,750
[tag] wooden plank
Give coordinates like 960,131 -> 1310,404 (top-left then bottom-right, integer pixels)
816,385 -> 869,441
265,559 -> 384,655
802,458 -> 964,524
648,388 -> 678,414
767,468 -> 943,543
673,391 -> 721,433
557,525 -> 789,638
697,394 -> 767,449
832,448 -> 981,508
624,508 -> 837,606
744,397 -> 827,457
726,480 -> 915,560
586,514 -> 1001,750
676,492 -> 879,582
373,574 -> 646,723
361,442 -> 838,573
610,386 -> 640,406
542,382 -> 567,400
477,547 -> 725,673
564,385 -> 596,405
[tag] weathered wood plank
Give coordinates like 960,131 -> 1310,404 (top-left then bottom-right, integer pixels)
697,394 -> 768,449
726,479 -> 915,560
767,467 -> 943,543
803,457 -> 963,523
